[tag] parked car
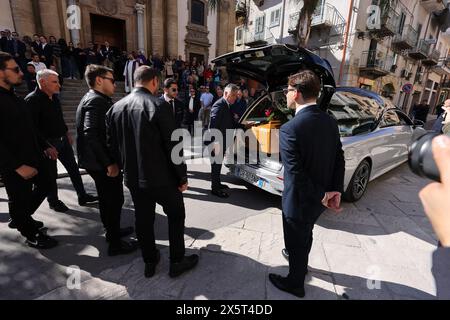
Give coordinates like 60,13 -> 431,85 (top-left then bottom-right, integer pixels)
213,44 -> 425,202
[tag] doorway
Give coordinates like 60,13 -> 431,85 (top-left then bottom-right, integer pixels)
90,14 -> 126,51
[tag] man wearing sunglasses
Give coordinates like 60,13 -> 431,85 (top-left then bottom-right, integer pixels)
160,78 -> 186,129
0,52 -> 58,249
76,64 -> 137,256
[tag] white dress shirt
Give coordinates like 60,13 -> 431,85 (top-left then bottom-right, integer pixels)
295,102 -> 317,115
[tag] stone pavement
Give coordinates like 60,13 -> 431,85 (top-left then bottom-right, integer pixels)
0,161 -> 442,300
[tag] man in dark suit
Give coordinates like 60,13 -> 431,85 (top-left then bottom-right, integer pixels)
106,66 -> 199,278
38,36 -> 53,68
76,64 -> 136,256
209,84 -> 248,198
183,87 -> 201,135
269,70 -> 345,298
160,78 -> 186,129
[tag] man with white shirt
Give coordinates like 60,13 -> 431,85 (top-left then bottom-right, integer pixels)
268,70 -> 345,298
28,54 -> 46,73
199,86 -> 214,129
160,78 -> 185,129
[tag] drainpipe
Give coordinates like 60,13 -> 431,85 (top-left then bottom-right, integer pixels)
279,0 -> 287,43
338,0 -> 354,85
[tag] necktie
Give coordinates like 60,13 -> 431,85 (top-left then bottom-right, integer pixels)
171,100 -> 175,115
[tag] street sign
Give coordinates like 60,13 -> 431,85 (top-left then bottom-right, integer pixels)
402,83 -> 413,94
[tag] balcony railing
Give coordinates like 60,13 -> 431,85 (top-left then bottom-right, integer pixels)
423,48 -> 442,65
432,58 -> 450,75
392,25 -> 418,50
359,50 -> 394,79
311,4 -> 345,28
408,39 -> 431,60
244,27 -> 276,47
368,4 -> 400,37
421,0 -> 446,13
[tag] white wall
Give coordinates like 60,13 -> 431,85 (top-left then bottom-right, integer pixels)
0,1 -> 14,31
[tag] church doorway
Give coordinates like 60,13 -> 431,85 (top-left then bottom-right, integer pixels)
90,14 -> 126,51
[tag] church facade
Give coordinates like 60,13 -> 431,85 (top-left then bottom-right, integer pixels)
1,0 -> 237,63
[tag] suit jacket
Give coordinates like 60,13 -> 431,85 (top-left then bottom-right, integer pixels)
4,39 -> 26,59
209,97 -> 244,146
76,89 -> 115,171
159,95 -> 186,129
183,95 -> 201,125
280,104 -> 345,223
432,247 -> 450,299
106,87 -> 187,189
38,43 -> 53,66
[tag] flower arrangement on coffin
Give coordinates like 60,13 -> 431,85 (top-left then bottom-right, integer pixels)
264,107 -> 284,122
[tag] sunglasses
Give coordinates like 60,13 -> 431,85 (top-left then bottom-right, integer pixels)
101,76 -> 115,84
170,88 -> 178,92
5,66 -> 21,74
283,88 -> 297,96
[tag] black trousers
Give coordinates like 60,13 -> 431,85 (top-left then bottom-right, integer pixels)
87,170 -> 124,244
3,160 -> 51,239
282,213 -> 319,287
47,136 -> 86,204
129,186 -> 186,264
211,146 -> 226,191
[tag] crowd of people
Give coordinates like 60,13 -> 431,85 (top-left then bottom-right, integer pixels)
0,29 -> 227,95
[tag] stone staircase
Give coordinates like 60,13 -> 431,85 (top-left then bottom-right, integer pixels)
59,80 -> 127,137
15,79 -> 127,136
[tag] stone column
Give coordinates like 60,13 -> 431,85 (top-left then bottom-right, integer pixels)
135,3 -> 146,54
151,0 -> 164,55
67,0 -> 81,45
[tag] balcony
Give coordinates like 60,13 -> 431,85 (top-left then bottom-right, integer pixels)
368,5 -> 400,37
420,0 -> 446,13
311,4 -> 345,29
422,48 -> 440,65
408,39 -> 431,60
432,58 -> 450,74
288,12 -> 300,34
244,27 -> 276,48
359,50 -> 394,79
392,25 -> 418,50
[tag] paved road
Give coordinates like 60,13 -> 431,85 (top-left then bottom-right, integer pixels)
0,160 -> 441,300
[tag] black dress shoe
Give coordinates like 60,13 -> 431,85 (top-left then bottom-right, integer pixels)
108,240 -> 139,256
269,273 -> 305,298
9,219 -> 45,230
211,189 -> 229,198
219,184 -> 230,190
78,194 -> 99,206
169,254 -> 199,278
49,200 -> 69,212
144,250 -> 161,278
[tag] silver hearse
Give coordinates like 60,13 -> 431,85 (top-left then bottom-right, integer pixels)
213,44 -> 424,202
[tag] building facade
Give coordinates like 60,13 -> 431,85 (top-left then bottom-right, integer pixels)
2,0 -> 237,63
234,0 -> 450,115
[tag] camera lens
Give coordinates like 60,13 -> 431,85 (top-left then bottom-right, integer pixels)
408,132 -> 441,182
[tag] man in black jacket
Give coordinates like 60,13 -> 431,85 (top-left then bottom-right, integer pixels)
38,36 -> 53,68
76,64 -> 137,256
0,52 -> 58,249
25,69 -> 97,213
183,87 -> 201,135
269,70 -> 345,298
106,66 -> 199,278
160,78 -> 186,129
